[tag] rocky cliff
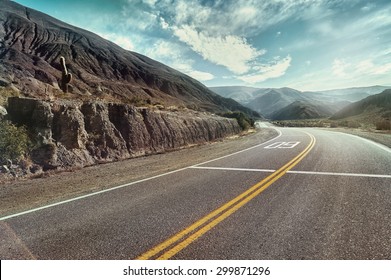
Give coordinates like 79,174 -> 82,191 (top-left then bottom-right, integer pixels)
7,97 -> 241,170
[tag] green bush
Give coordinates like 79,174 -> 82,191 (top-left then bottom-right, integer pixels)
220,111 -> 254,130
0,121 -> 30,164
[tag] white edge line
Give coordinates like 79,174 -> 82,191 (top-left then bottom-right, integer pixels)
0,167 -> 189,222
190,166 -> 391,178
331,131 -> 391,154
0,128 -> 282,221
192,128 -> 282,167
287,170 -> 391,178
190,166 -> 276,173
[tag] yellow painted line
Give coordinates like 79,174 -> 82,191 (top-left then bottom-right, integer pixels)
136,133 -> 316,260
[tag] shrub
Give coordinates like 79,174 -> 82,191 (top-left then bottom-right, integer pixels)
220,111 -> 254,130
330,122 -> 338,128
0,86 -> 20,106
375,119 -> 391,130
347,121 -> 361,128
0,121 -> 30,164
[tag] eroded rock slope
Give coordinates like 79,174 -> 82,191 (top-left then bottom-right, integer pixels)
7,97 -> 241,170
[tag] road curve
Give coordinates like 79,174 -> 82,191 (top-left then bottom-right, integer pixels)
0,127 -> 390,259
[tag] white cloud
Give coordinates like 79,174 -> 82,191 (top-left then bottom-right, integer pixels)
173,25 -> 265,74
237,56 -> 292,84
355,59 -> 375,74
332,59 -> 350,77
333,5 -> 391,40
356,59 -> 391,75
145,40 -> 173,58
155,0 -> 334,38
185,70 -> 214,81
120,3 -> 158,31
159,17 -> 169,30
99,33 -> 135,51
361,3 -> 376,12
372,63 -> 391,75
332,57 -> 391,82
98,0 -> 391,88
145,40 -> 214,81
142,0 -> 158,7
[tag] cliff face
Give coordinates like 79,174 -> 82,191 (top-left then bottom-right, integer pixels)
7,97 -> 241,170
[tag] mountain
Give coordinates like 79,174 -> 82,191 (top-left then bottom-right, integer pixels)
271,101 -> 335,120
246,87 -> 310,117
318,86 -> 391,102
0,0 -> 257,117
209,86 -> 261,103
210,85 -> 390,120
211,86 -> 341,119
331,89 -> 391,123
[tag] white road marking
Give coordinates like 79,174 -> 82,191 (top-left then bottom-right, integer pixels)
0,167 -> 190,222
330,131 -> 391,154
189,166 -> 391,179
287,170 -> 391,178
264,141 -> 301,149
0,128 -> 283,221
192,129 -> 282,167
190,166 -> 276,173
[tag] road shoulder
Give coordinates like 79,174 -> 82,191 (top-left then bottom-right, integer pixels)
0,128 -> 278,217
322,128 -> 391,148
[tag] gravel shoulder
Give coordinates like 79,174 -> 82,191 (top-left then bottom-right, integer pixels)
322,128 -> 391,148
0,128 -> 278,217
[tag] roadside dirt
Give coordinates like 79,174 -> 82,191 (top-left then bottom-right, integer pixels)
323,128 -> 391,148
0,128 -> 278,217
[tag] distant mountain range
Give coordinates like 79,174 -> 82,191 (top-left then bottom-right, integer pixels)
0,0 -> 257,117
210,85 -> 391,120
331,89 -> 391,123
271,101 -> 335,120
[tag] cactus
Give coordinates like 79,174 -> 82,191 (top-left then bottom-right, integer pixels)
60,56 -> 72,93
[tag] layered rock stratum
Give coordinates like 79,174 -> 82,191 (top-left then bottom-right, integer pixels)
7,97 -> 241,170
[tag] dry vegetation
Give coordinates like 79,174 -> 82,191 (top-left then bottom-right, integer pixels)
272,117 -> 390,131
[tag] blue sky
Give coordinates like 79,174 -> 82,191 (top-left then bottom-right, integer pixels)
13,0 -> 391,91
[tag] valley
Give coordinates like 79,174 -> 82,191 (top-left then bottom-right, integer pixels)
211,86 -> 391,130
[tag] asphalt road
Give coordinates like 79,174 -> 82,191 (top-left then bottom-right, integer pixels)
1,127 -> 390,259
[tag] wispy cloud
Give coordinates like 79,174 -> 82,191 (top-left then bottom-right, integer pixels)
332,59 -> 350,77
333,57 -> 391,77
99,33 -> 135,51
157,0 -> 339,36
145,40 -> 215,81
172,25 -> 265,75
237,56 -> 292,84
361,3 -> 376,12
27,0 -> 391,89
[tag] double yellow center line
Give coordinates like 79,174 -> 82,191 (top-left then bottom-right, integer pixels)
136,132 -> 316,260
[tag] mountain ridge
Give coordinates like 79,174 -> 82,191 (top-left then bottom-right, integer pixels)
331,89 -> 391,121
0,0 -> 258,117
271,100 -> 335,120
210,85 -> 390,119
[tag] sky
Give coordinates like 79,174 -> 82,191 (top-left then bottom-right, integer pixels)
13,0 -> 391,91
